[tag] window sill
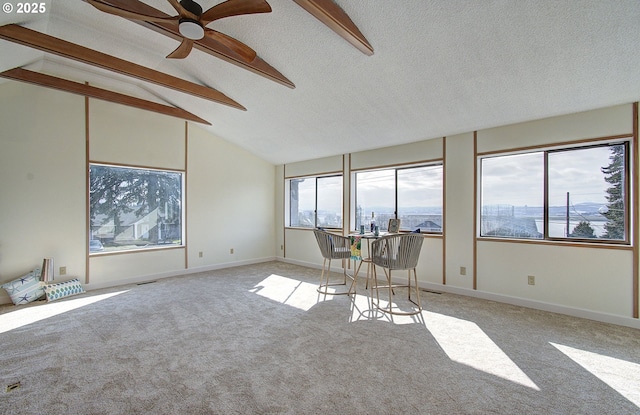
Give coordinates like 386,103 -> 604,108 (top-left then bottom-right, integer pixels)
285,226 -> 343,231
89,244 -> 185,257
477,236 -> 632,250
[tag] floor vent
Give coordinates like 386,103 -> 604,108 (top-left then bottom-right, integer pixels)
137,281 -> 157,286
6,381 -> 20,392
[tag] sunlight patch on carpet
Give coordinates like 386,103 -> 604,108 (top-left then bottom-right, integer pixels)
347,292 -> 421,324
0,291 -> 128,334
550,342 -> 640,407
424,311 -> 540,390
349,295 -> 426,324
250,274 -> 329,311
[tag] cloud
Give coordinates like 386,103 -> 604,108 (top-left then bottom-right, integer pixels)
482,146 -> 616,207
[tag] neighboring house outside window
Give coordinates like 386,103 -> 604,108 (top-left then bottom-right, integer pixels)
89,163 -> 184,253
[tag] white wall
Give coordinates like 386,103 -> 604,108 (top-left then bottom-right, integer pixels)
278,103 -> 639,326
475,103 -> 635,319
0,82 -> 86,283
444,132 -> 475,289
0,81 -> 276,300
186,124 -> 275,269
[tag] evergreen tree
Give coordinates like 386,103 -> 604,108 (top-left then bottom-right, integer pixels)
90,166 -> 181,245
570,221 -> 596,238
600,145 -> 625,239
89,165 -> 134,241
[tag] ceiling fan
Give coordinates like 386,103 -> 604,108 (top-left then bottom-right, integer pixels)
86,0 -> 271,60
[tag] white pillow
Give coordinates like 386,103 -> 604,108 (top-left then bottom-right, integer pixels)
1,268 -> 45,305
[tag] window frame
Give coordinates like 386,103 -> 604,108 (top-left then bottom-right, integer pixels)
285,173 -> 343,230
352,162 -> 444,234
478,138 -> 632,245
88,162 -> 185,255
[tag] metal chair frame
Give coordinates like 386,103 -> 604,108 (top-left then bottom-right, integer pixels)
370,233 -> 424,315
313,229 -> 356,295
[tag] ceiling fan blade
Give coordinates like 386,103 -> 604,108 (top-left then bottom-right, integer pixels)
166,38 -> 194,58
87,0 -> 178,23
201,0 -> 272,25
204,29 -> 257,62
166,0 -> 199,20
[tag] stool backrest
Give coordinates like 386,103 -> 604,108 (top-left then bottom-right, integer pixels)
313,229 -> 350,260
371,233 -> 423,270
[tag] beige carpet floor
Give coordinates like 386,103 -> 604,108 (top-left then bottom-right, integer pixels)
1,261 -> 639,414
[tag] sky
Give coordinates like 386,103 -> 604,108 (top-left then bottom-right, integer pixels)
293,165 -> 443,213
356,166 -> 443,211
481,145 -> 619,208
291,144 -> 621,214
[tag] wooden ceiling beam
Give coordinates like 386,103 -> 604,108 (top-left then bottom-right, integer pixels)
293,0 -> 373,56
0,24 -> 246,110
0,68 -> 211,125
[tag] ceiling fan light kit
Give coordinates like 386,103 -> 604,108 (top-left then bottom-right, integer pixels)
178,18 -> 205,40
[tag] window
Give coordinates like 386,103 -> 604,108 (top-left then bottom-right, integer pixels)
287,175 -> 343,229
354,164 -> 443,233
480,152 -> 544,239
480,141 -> 629,243
89,164 -> 184,253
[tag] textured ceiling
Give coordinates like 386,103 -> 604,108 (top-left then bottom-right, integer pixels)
1,0 -> 639,164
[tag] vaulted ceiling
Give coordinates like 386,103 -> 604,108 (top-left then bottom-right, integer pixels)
1,0 -> 639,164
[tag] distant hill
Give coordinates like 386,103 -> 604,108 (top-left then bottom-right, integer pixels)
485,202 -> 607,218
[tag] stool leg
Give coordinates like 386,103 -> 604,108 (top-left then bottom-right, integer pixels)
413,268 -> 421,310
342,258 -> 348,285
319,258 -> 327,287
408,268 -> 422,311
387,270 -> 393,314
318,258 -> 332,294
373,265 -> 380,308
346,258 -> 357,294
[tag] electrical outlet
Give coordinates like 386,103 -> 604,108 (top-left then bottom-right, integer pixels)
528,275 -> 535,285
230,248 -> 234,254
460,266 -> 466,276
198,251 -> 203,258
59,266 -> 67,276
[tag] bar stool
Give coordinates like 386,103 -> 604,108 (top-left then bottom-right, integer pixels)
370,233 -> 424,315
313,229 -> 355,295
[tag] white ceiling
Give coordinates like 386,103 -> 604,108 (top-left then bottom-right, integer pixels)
1,0 -> 639,165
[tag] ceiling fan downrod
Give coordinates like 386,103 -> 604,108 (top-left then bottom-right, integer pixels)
178,0 -> 204,40
179,0 -> 203,16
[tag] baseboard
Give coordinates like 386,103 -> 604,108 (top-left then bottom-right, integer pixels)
171,256 -> 278,280
278,257 -> 322,270
279,258 -> 639,329
412,280 -> 640,330
0,257 -> 277,304
3,257 -> 638,330
84,256 -> 277,292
